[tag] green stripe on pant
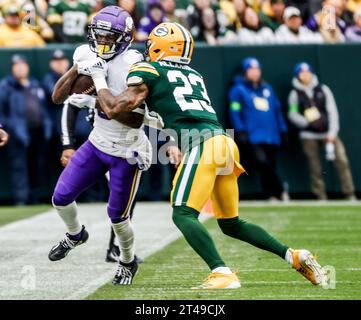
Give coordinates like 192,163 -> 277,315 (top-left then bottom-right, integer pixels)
173,144 -> 203,206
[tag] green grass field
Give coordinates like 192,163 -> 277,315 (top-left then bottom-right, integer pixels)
88,205 -> 361,300
0,205 -> 50,226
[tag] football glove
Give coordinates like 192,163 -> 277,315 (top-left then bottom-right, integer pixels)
68,94 -> 96,109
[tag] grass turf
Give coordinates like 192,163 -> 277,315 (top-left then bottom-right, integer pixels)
0,205 -> 50,226
87,205 -> 361,300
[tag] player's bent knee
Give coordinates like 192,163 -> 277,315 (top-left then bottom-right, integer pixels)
52,193 -> 75,207
111,216 -> 130,225
107,205 -> 129,224
217,217 -> 243,238
172,206 -> 199,226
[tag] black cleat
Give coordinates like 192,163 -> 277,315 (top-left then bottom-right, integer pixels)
106,245 -> 120,263
105,244 -> 144,264
48,225 -> 89,261
112,258 -> 138,285
135,255 -> 144,264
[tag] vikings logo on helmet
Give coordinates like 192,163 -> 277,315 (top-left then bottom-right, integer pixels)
88,6 -> 134,60
125,17 -> 134,33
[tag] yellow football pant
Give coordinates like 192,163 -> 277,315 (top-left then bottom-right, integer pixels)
171,135 -> 245,219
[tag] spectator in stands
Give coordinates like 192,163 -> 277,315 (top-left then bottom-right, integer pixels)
187,0 -> 212,35
306,0 -> 347,43
0,54 -> 52,205
0,124 -> 9,147
21,2 -> 54,42
47,0 -> 92,43
117,0 -> 141,29
288,62 -> 356,200
160,0 -> 188,26
219,0 -> 246,32
246,0 -> 263,13
347,0 -> 361,12
260,0 -> 286,31
345,6 -> 361,40
228,57 -> 289,201
42,50 -> 69,157
0,5 -> 45,47
285,0 -> 312,21
136,0 -> 166,42
275,6 -> 324,43
237,6 -> 274,44
192,6 -> 234,44
341,0 -> 355,25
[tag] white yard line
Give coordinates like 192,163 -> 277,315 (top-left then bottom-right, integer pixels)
0,202 -> 209,300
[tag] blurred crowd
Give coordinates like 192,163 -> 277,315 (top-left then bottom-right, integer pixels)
228,57 -> 356,202
1,0 -> 361,47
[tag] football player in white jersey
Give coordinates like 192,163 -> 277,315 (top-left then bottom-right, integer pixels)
48,6 -> 151,285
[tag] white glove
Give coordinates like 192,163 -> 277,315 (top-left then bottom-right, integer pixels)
77,57 -> 108,78
68,94 -> 96,109
143,106 -> 164,129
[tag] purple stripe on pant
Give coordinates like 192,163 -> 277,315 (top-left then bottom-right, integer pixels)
53,140 -> 140,223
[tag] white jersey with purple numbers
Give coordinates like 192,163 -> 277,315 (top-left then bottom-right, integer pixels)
73,44 -> 152,170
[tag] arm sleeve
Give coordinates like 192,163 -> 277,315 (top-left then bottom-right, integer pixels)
287,90 -> 309,128
322,85 -> 340,137
61,101 -> 81,149
228,85 -> 245,132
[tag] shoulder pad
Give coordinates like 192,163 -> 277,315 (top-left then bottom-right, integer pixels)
129,62 -> 159,76
123,49 -> 144,65
73,44 -> 94,64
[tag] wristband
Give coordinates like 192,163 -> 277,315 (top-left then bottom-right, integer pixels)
92,75 -> 108,92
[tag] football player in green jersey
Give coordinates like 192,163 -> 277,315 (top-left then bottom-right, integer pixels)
47,0 -> 92,43
81,22 -> 327,289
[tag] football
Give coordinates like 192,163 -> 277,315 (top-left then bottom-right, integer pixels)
70,74 -> 96,95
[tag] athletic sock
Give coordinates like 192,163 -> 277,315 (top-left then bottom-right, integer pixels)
112,219 -> 135,264
68,229 -> 83,241
285,249 -> 294,265
172,206 -> 225,270
52,200 -> 82,236
109,227 -> 116,248
218,217 -> 289,258
212,267 -> 232,275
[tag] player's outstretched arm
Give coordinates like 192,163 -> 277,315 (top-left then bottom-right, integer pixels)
52,64 -> 78,104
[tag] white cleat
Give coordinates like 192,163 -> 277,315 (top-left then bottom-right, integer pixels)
290,249 -> 328,285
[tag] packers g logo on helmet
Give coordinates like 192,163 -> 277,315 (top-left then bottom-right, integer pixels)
146,22 -> 194,65
154,26 -> 169,37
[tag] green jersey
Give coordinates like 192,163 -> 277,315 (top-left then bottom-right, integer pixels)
47,0 -> 91,43
127,61 -> 224,150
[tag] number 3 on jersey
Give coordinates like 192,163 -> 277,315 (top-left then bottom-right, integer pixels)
167,70 -> 216,113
